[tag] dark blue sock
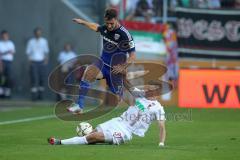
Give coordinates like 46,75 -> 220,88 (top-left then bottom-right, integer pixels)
77,80 -> 90,109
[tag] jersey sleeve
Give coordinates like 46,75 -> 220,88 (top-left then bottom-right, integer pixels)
97,25 -> 106,35
121,30 -> 136,53
128,39 -> 135,53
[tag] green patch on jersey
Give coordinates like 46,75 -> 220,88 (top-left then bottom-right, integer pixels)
136,100 -> 145,111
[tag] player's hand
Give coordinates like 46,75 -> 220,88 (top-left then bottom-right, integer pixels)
112,64 -> 127,74
72,18 -> 85,25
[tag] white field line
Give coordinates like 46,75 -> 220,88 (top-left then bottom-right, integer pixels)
0,107 -> 95,126
0,115 -> 56,125
0,107 -> 32,112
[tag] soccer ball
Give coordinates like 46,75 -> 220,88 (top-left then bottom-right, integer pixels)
76,122 -> 93,136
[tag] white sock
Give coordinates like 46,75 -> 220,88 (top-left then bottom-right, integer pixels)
61,136 -> 88,145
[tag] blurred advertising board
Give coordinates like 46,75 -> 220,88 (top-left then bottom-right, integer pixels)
179,69 -> 240,108
176,7 -> 240,57
121,20 -> 167,55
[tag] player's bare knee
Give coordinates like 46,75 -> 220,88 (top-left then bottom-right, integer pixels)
82,65 -> 100,82
83,72 -> 95,82
86,133 -> 96,143
86,132 -> 104,144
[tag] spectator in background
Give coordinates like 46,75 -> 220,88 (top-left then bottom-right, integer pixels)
170,0 -> 179,9
179,0 -> 221,8
235,0 -> 240,8
179,0 -> 191,7
221,0 -> 235,8
125,0 -> 139,16
26,27 -> 49,101
107,0 -> 121,12
163,25 -> 178,87
207,0 -> 221,8
57,43 -> 77,100
192,0 -> 208,8
0,30 -> 15,98
152,0 -> 163,17
126,0 -> 154,22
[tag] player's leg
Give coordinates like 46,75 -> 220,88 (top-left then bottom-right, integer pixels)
105,70 -> 124,101
0,60 -> 3,97
2,60 -> 12,98
77,64 -> 103,107
61,132 -> 105,145
48,120 -> 131,145
67,64 -> 103,113
30,62 -> 38,101
158,120 -> 166,147
85,131 -> 105,144
48,131 -> 105,145
38,61 -> 46,100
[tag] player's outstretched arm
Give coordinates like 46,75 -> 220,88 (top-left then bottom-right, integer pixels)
158,120 -> 166,147
127,51 -> 136,64
72,18 -> 99,32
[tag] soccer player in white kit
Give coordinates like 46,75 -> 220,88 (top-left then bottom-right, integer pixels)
48,88 -> 166,147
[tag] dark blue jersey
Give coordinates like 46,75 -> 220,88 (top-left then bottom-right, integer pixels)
97,25 -> 135,67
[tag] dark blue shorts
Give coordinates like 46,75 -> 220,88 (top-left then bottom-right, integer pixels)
94,60 -> 124,96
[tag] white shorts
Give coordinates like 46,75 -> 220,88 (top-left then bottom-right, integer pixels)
96,118 -> 132,145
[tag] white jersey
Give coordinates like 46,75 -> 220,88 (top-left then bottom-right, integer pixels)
58,51 -> 77,64
26,37 -> 49,61
119,98 -> 165,137
0,40 -> 15,61
97,97 -> 165,144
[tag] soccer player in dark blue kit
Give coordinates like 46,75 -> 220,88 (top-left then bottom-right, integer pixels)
68,8 -> 136,114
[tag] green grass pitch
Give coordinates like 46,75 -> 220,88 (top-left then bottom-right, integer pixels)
0,103 -> 240,160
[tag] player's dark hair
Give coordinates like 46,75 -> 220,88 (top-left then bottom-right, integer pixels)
1,30 -> 8,35
104,8 -> 118,20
